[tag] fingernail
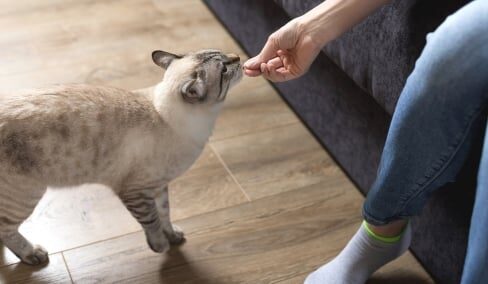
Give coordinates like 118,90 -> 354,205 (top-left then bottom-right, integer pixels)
248,56 -> 264,67
244,58 -> 255,68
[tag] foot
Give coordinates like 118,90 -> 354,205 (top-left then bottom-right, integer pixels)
145,230 -> 170,253
21,245 -> 49,265
305,222 -> 411,284
0,231 -> 49,266
165,225 -> 185,245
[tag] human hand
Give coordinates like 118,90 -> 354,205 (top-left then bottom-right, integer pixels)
243,19 -> 322,82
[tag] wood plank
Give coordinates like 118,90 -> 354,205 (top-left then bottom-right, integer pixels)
211,123 -> 349,200
0,253 -> 72,284
368,252 -> 434,284
277,253 -> 435,284
63,182 -> 361,283
1,185 -> 140,267
0,0 -> 432,282
63,182 -> 430,283
1,146 -> 247,267
274,252 -> 435,284
0,0 -> 245,92
212,76 -> 299,141
169,146 -> 249,221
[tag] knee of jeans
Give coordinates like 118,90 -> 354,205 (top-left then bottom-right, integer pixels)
422,3 -> 486,60
412,7 -> 488,104
422,1 -> 488,65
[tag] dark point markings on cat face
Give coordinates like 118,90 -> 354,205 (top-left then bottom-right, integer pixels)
150,49 -> 242,107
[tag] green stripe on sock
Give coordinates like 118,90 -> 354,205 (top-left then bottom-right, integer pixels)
362,221 -> 404,243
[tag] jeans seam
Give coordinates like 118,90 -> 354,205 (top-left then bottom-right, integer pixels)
395,105 -> 484,214
363,207 -> 412,225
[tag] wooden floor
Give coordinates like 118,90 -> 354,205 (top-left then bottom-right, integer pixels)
0,0 -> 433,283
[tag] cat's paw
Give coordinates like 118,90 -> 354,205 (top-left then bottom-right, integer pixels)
147,234 -> 170,253
166,225 -> 185,245
22,245 -> 49,265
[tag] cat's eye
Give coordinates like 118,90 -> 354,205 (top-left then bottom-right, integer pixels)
222,65 -> 228,73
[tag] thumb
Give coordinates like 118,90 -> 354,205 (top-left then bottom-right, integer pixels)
244,35 -> 279,70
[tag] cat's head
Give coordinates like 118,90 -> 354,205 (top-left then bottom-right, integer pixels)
152,49 -> 242,105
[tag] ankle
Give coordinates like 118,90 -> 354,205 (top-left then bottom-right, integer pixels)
365,219 -> 408,238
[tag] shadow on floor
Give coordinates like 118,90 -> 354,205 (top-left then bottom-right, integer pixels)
367,274 -> 432,284
159,246 -> 225,284
0,245 -> 49,283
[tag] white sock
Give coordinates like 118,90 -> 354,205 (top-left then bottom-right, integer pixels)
305,221 -> 411,284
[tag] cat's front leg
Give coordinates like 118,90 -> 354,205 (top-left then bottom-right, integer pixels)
0,185 -> 48,265
155,186 -> 185,244
119,188 -> 169,253
0,231 -> 48,265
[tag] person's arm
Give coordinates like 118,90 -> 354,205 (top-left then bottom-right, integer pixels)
244,0 -> 390,82
299,0 -> 390,47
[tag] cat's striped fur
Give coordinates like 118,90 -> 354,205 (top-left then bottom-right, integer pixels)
0,49 -> 242,264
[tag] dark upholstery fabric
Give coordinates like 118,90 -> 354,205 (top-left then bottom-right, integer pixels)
203,0 -> 389,201
274,0 -> 471,114
202,0 -> 479,283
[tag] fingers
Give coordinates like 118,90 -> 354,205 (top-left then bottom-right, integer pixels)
269,67 -> 294,82
277,50 -> 290,67
244,55 -> 283,77
244,33 -> 280,71
260,63 -> 269,78
276,49 -> 287,57
244,68 -> 262,77
267,57 -> 283,69
260,60 -> 294,82
244,57 -> 261,73
256,50 -> 294,82
244,56 -> 264,76
267,66 -> 285,82
244,48 -> 296,82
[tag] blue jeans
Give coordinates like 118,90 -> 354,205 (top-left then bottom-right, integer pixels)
362,0 -> 488,282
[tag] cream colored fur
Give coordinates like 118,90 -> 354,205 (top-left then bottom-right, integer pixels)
0,49 -> 242,265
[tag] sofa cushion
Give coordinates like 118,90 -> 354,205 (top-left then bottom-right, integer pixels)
274,0 -> 470,114
202,1 -> 480,282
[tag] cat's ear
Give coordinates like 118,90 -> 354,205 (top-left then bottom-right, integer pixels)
152,50 -> 182,69
181,78 -> 207,103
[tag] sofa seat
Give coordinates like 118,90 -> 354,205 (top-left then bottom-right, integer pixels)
203,1 -> 481,282
274,0 -> 470,114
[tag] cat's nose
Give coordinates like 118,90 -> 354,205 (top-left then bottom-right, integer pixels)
226,53 -> 240,63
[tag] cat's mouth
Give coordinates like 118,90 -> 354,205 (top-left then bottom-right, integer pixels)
234,64 -> 243,80
216,61 -> 242,102
228,63 -> 243,86
224,53 -> 242,75
225,55 -> 242,78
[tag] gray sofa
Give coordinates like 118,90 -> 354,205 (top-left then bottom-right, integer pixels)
202,0 -> 480,283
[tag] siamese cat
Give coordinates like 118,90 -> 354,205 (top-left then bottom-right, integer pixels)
0,49 -> 242,265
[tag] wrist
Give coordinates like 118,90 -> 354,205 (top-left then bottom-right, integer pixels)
294,15 -> 333,48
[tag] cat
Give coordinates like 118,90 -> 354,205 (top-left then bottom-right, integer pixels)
0,49 -> 242,265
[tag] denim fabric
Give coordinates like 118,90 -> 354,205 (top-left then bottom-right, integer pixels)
362,0 -> 488,282
363,0 -> 488,225
461,121 -> 488,283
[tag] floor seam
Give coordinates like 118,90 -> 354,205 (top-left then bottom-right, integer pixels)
209,143 -> 252,202
210,121 -> 300,143
57,228 -> 143,254
61,252 -> 75,284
